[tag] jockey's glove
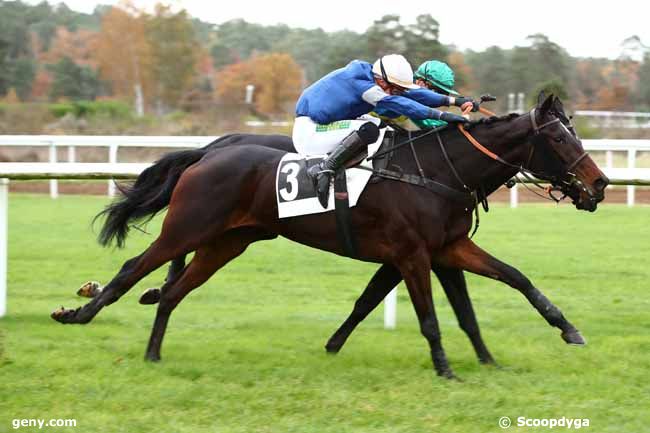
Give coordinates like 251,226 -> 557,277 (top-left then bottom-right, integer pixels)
440,112 -> 469,124
453,97 -> 480,112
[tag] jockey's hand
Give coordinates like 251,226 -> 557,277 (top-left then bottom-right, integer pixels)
440,112 -> 469,124
454,96 -> 479,112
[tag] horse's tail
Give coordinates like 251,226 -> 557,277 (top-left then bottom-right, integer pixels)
94,147 -> 209,248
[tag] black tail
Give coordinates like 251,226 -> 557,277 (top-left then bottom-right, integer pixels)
94,147 -> 209,248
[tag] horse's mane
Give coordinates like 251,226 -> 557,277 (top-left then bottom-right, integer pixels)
464,112 -> 520,130
392,112 -> 522,141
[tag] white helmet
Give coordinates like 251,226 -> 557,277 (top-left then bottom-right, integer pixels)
372,54 -> 420,90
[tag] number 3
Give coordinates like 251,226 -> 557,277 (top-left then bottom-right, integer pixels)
279,162 -> 300,201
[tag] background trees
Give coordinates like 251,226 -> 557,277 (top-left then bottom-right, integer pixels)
0,1 -> 648,117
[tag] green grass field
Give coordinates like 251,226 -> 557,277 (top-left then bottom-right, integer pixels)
1,195 -> 649,432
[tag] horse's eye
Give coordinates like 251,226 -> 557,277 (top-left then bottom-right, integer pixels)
554,137 -> 564,143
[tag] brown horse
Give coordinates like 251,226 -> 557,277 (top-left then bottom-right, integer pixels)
130,133 -> 497,364
53,94 -> 607,378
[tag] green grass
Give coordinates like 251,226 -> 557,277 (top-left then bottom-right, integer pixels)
1,195 -> 649,432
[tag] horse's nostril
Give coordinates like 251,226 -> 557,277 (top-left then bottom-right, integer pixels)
594,176 -> 609,192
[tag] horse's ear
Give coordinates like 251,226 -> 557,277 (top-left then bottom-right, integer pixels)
537,91 -> 546,106
539,93 -> 554,114
553,96 -> 565,112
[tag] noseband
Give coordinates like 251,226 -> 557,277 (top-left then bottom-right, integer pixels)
526,108 -> 594,201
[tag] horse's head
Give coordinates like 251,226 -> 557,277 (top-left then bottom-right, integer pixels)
526,93 -> 608,212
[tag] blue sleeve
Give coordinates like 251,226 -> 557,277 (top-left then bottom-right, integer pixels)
403,88 -> 450,108
376,95 -> 443,120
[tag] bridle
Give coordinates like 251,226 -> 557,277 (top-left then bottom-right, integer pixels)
364,103 -> 596,236
458,108 -> 593,203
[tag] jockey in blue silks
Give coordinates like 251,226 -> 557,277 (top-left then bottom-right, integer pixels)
293,54 -> 471,208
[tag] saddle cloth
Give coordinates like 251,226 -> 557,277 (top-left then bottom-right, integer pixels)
276,128 -> 386,218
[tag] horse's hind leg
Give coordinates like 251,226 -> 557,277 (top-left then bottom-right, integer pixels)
436,237 -> 585,345
145,228 -> 265,361
52,236 -> 184,325
432,266 -> 496,365
138,255 -> 186,305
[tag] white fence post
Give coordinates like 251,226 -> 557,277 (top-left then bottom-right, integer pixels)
67,145 -> 76,163
507,93 -> 515,113
108,144 -> 118,197
606,150 -> 613,170
0,178 -> 7,317
48,141 -> 58,199
510,183 -> 519,208
517,93 -> 525,113
384,287 -> 397,329
628,149 -> 636,206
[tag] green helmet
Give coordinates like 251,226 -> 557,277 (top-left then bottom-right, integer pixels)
413,60 -> 459,96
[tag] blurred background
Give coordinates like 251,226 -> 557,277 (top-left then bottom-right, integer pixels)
1,0 -> 649,136
0,0 -> 649,199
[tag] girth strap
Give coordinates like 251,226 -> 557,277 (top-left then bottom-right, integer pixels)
359,166 -> 475,207
334,170 -> 359,258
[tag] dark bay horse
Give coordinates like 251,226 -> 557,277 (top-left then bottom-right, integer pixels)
80,127 -> 500,364
53,95 -> 607,378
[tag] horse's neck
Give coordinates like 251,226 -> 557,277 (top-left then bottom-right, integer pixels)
405,115 -> 533,193
465,116 -> 533,191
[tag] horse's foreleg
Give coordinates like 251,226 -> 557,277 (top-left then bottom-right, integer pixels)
432,266 -> 496,365
436,237 -> 585,345
397,249 -> 456,379
138,255 -> 187,305
325,264 -> 401,353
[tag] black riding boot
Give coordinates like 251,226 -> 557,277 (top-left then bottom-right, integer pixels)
307,130 -> 368,208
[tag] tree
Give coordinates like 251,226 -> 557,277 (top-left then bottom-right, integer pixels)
465,47 -> 510,110
528,79 -> 569,107
216,53 -> 303,118
573,59 -> 608,108
49,56 -> 101,101
321,30 -> 370,74
446,51 -> 474,95
10,57 -> 36,100
43,27 -> 98,68
250,53 -> 303,116
366,15 -> 406,59
637,53 -> 650,110
403,14 -> 447,68
95,3 -> 151,115
146,4 -> 200,111
525,34 -> 570,88
213,19 -> 290,62
271,28 -> 330,83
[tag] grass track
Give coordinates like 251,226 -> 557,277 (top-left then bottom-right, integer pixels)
0,194 -> 649,432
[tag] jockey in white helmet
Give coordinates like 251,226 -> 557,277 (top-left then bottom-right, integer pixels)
294,54 -> 469,208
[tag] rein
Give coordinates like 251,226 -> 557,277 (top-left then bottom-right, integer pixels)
360,102 -> 590,238
456,107 -> 590,203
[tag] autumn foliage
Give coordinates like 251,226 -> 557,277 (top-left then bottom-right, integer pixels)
216,53 -> 303,118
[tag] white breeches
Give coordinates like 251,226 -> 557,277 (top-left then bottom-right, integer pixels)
292,115 -> 382,156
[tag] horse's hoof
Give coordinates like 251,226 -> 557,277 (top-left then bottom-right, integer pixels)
51,306 -> 78,324
77,281 -> 101,298
145,352 -> 161,362
438,369 -> 462,381
479,357 -> 500,367
139,288 -> 161,305
324,341 -> 342,354
562,329 -> 586,346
